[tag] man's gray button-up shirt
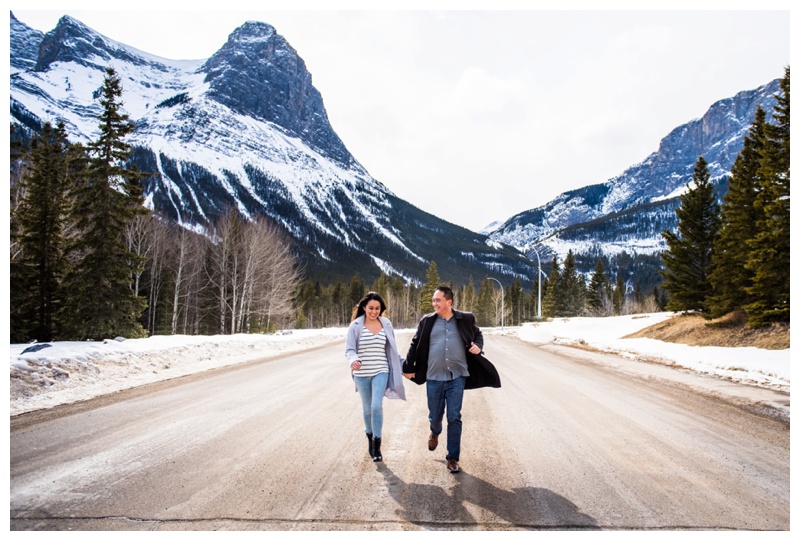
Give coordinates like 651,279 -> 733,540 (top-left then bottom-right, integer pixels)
427,315 -> 469,381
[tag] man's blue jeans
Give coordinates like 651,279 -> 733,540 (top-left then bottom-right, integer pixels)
354,372 -> 389,439
426,376 -> 466,461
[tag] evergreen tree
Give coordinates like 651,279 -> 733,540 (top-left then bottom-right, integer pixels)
745,67 -> 790,326
653,286 -> 668,312
561,250 -> 585,317
634,283 -> 643,306
10,124 -> 27,254
542,255 -> 561,318
372,272 -> 390,300
508,277 -> 523,325
587,258 -> 612,315
660,156 -> 720,313
476,278 -> 495,326
348,274 -> 366,313
531,277 -> 543,319
613,274 -> 625,315
331,281 -> 346,325
460,275 -> 476,314
10,122 -> 76,341
295,307 -> 308,329
60,67 -> 149,339
707,108 -> 767,317
418,261 -> 440,314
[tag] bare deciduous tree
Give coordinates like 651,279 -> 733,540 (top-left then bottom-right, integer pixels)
206,209 -> 299,334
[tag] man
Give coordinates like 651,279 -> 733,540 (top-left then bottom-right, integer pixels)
403,285 -> 500,473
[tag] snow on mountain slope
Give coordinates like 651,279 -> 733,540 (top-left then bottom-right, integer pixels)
13,13 -> 534,284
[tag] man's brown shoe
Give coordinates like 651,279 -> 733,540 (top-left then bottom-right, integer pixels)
428,432 -> 438,451
447,459 -> 461,473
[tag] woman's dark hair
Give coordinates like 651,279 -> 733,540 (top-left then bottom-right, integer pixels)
351,291 -> 387,321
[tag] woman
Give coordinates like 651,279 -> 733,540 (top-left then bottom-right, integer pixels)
345,292 -> 406,462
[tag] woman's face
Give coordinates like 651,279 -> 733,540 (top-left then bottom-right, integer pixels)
364,300 -> 382,321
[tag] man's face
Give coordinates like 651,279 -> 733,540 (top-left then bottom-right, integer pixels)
432,290 -> 452,316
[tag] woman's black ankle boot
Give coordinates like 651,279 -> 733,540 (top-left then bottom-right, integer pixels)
372,437 -> 382,462
366,433 -> 374,458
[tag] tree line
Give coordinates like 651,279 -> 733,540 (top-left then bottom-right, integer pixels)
292,253 -> 663,331
660,67 -> 790,328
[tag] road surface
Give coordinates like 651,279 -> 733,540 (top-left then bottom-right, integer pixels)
10,334 -> 790,530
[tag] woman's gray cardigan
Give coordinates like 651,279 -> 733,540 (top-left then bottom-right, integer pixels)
345,315 -> 406,400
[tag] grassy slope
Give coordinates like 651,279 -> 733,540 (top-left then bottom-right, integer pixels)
624,311 -> 789,350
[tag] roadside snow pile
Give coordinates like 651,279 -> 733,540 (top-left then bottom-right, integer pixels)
518,312 -> 790,390
9,329 -> 346,416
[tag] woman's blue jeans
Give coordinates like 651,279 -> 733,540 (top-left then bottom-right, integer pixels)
354,372 -> 389,439
426,376 -> 466,461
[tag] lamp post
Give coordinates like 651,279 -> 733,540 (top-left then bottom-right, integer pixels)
487,277 -> 504,330
528,244 -> 543,319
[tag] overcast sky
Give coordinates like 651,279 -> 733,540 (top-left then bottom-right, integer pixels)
11,2 -> 791,232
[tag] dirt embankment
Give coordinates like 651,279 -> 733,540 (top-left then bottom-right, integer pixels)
625,311 -> 789,350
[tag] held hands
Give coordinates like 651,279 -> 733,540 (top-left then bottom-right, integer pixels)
350,360 -> 361,370
468,342 -> 481,355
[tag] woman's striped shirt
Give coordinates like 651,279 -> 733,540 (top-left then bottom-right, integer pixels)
354,327 -> 389,378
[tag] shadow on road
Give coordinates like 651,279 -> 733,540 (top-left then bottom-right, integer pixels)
377,463 -> 599,530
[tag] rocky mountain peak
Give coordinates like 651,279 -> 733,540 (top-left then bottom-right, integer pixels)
200,21 -> 357,169
34,13 -> 157,72
9,11 -> 43,71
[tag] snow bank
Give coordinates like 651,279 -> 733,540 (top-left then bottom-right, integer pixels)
9,329 -> 346,416
517,313 -> 790,390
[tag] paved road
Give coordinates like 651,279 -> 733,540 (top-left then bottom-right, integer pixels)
10,334 -> 790,530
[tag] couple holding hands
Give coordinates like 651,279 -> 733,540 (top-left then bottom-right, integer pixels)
345,286 -> 500,473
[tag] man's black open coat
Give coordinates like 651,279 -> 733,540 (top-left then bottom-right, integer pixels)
402,310 -> 501,390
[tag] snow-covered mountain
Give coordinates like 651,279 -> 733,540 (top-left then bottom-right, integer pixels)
484,77 -> 782,295
9,12 -> 535,285
489,79 -> 781,276
11,12 -> 782,292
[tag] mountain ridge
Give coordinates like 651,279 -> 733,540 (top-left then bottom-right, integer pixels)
10,12 -> 781,292
10,12 -> 536,286
489,78 -> 780,276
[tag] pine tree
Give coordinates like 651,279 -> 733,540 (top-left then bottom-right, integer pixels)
295,307 -> 308,329
745,67 -> 790,326
660,156 -> 720,313
613,274 -> 625,315
331,281 -> 346,325
587,258 -> 612,315
461,276 -> 476,313
707,108 -> 767,318
653,286 -> 668,312
418,261 -> 440,314
561,250 -> 586,317
60,67 -> 149,339
476,278 -> 495,326
347,274 -> 366,313
10,122 -> 76,342
508,277 -> 523,325
542,255 -> 561,318
531,277 -> 543,319
372,272 -> 390,300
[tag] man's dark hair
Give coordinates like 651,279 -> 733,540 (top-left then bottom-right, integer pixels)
435,285 -> 454,302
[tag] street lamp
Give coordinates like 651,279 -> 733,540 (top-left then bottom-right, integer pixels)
528,244 -> 543,319
486,277 -> 504,330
